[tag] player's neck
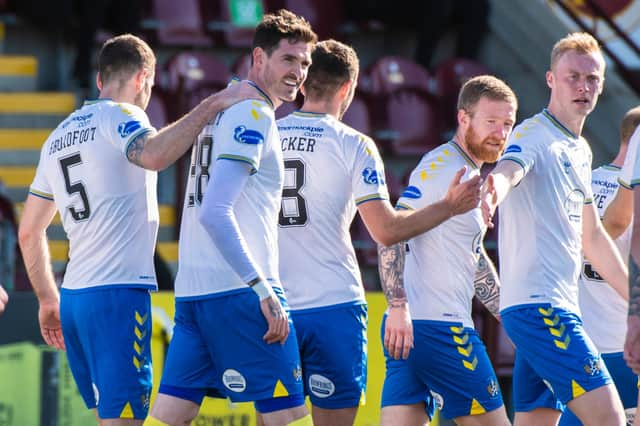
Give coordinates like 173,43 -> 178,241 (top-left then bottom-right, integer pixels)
247,70 -> 281,109
545,104 -> 585,137
452,131 -> 483,169
99,84 -> 135,105
299,99 -> 338,118
611,144 -> 628,168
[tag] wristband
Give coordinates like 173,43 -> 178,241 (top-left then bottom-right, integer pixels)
251,281 -> 273,301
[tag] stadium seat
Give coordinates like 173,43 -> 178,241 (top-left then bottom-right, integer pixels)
342,95 -> 371,135
379,89 -> 444,155
164,51 -> 232,116
202,0 -> 265,48
232,52 -> 252,79
269,0 -> 344,39
146,92 -> 169,129
364,56 -> 433,97
433,57 -> 491,128
145,0 -> 211,46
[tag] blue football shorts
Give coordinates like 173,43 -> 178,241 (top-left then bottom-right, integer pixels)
380,315 -> 504,420
558,351 -> 638,425
290,302 -> 367,409
60,286 -> 152,420
158,287 -> 304,408
501,304 -> 612,413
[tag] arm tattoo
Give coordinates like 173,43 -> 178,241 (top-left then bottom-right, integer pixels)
378,242 -> 408,308
125,133 -> 150,167
474,248 -> 501,319
629,255 -> 640,316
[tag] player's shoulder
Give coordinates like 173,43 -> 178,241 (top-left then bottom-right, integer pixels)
222,99 -> 275,126
412,142 -> 469,182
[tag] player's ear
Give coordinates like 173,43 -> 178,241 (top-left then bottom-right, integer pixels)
96,72 -> 103,91
457,108 -> 469,128
545,70 -> 553,89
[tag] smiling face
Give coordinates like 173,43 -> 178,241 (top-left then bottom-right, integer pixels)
547,50 -> 605,121
459,96 -> 516,164
253,39 -> 313,107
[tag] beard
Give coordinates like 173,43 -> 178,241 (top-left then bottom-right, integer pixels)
464,125 -> 505,164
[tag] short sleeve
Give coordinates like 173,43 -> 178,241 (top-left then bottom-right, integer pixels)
396,152 -> 449,211
29,150 -> 53,200
103,102 -> 155,156
351,135 -> 390,206
498,124 -> 540,177
619,125 -> 640,189
215,101 -> 272,173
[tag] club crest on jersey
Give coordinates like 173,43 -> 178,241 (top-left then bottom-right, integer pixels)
118,120 -> 142,138
234,125 -> 264,144
401,185 -> 422,199
504,144 -> 522,154
362,167 -> 384,185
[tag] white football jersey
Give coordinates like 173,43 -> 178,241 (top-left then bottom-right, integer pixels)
30,99 -> 158,290
578,165 -> 630,353
276,111 -> 389,310
174,99 -> 283,299
398,141 -> 485,327
498,109 -> 594,314
619,124 -> 640,189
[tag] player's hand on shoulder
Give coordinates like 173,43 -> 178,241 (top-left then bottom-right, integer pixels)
252,281 -> 290,345
38,301 -> 65,351
214,80 -> 263,111
384,301 -> 413,360
444,166 -> 482,217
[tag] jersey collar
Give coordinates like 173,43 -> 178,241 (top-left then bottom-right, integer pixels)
542,108 -> 578,140
246,80 -> 274,109
292,110 -> 328,118
448,140 -> 479,170
83,98 -> 113,106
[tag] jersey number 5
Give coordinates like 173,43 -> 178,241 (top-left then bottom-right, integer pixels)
59,153 -> 91,221
279,159 -> 308,227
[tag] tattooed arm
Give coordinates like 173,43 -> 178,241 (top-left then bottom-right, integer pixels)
474,247 -> 501,321
378,242 -> 413,360
625,188 -> 640,373
126,81 -> 259,170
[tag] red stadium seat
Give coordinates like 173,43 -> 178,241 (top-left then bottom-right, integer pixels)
145,0 -> 211,46
342,95 -> 371,135
232,52 -> 253,79
202,0 -> 265,48
164,51 -> 232,116
272,0 -> 344,39
379,90 -> 444,155
364,56 -> 433,96
433,57 -> 491,128
146,92 -> 169,129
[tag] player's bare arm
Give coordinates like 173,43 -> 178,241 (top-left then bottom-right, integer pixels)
625,188 -> 640,373
481,160 -> 525,227
358,166 -> 481,247
378,242 -> 413,360
126,81 -> 260,170
582,202 -> 629,301
602,186 -> 633,239
474,247 -> 501,320
17,195 -> 65,350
